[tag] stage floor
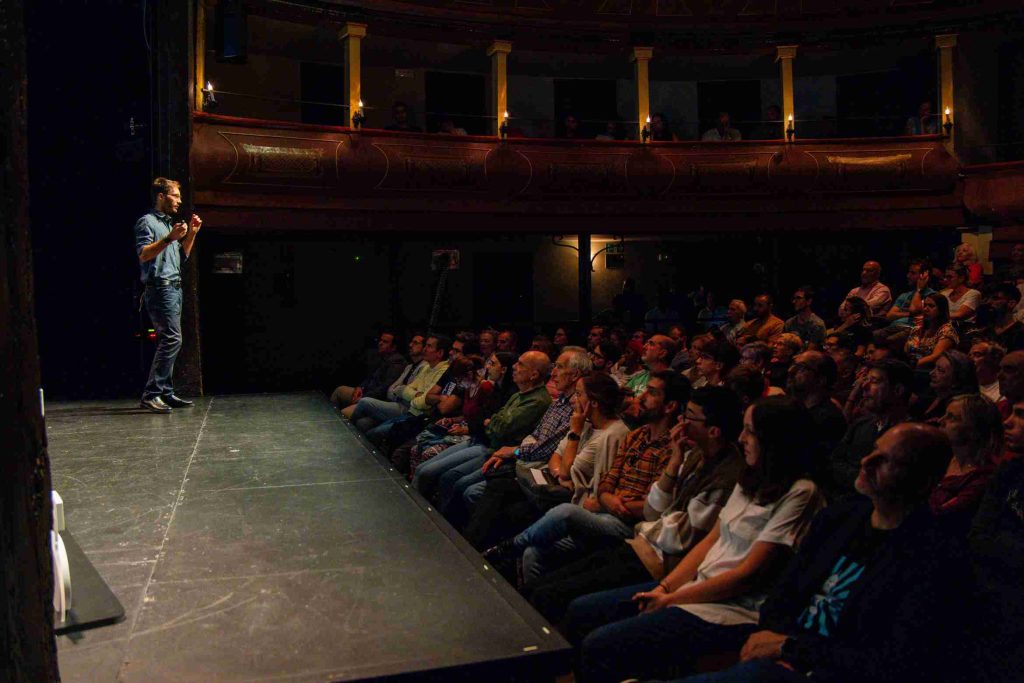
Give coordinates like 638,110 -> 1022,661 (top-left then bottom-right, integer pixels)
49,393 -> 568,682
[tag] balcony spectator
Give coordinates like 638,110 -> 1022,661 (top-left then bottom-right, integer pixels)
841,261 -> 893,318
437,117 -> 467,136
559,113 -> 582,139
940,264 -> 982,322
384,101 -> 423,132
595,119 -> 624,141
701,111 -> 742,142
751,104 -> 783,140
784,286 -> 826,349
905,100 -> 939,135
650,112 -> 679,142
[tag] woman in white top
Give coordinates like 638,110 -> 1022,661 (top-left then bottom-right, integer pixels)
566,396 -> 825,683
940,263 -> 982,322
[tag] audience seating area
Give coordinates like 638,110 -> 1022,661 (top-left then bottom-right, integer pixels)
333,251 -> 1024,682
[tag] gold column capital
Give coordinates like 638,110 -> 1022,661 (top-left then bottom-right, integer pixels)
631,46 -> 653,63
775,45 -> 798,61
339,22 -> 367,41
935,34 -> 958,50
487,40 -> 512,57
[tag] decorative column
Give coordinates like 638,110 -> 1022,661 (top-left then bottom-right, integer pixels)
578,233 -> 592,328
193,0 -> 207,112
936,34 -> 957,146
487,40 -> 512,136
632,47 -> 653,140
776,45 -> 798,139
340,22 -> 367,127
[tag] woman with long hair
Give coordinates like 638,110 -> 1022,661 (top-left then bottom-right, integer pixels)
904,293 -> 958,368
933,393 -> 1002,531
910,350 -> 978,424
565,397 -> 824,683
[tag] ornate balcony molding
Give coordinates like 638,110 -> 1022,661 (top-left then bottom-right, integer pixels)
964,160 -> 1024,226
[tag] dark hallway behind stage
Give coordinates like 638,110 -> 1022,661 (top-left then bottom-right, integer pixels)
50,392 -> 567,682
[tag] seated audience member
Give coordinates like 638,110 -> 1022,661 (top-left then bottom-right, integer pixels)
735,341 -> 779,397
478,328 -> 498,357
932,394 -> 1001,532
955,242 -> 984,288
586,325 -> 608,351
725,366 -> 768,408
986,283 -> 1024,350
969,400 -> 1024,682
484,372 -> 690,583
595,119 -> 624,141
650,112 -> 679,142
787,351 -> 847,465
701,111 -> 742,142
941,263 -> 982,322
553,326 -> 571,353
559,113 -> 582,139
566,396 -> 824,683
589,340 -> 621,377
384,101 -> 423,132
696,292 -> 728,331
625,335 -> 677,397
645,291 -> 683,333
877,259 -> 934,347
970,340 -> 1005,404
736,295 -> 784,346
614,278 -> 648,328
350,334 -> 449,432
668,325 -> 690,370
720,299 -> 748,344
752,104 -> 783,140
678,423 -> 966,683
842,261 -> 893,318
631,329 -> 648,344
784,286 -> 826,349
524,387 -> 745,623
825,359 -> 913,502
411,350 -> 554,505
905,99 -> 939,135
532,335 -> 556,359
910,350 -> 979,425
460,353 -> 598,548
767,333 -> 802,389
611,339 -> 645,387
437,117 -> 467,135
496,329 -> 519,353
406,352 -> 515,477
333,331 -> 411,414
829,347 -> 860,405
997,350 -> 1024,422
608,327 -> 627,349
829,297 -> 874,356
688,334 -> 740,390
905,293 -> 958,369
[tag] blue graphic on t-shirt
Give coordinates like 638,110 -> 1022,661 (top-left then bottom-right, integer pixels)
798,556 -> 865,637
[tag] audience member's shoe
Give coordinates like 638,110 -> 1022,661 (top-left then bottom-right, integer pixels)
482,539 -> 517,564
163,394 -> 194,408
140,396 -> 173,413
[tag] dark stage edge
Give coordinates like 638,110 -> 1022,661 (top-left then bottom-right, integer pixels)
49,392 -> 570,682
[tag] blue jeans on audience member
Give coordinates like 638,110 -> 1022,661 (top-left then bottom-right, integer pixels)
661,659 -> 808,683
564,582 -> 757,683
350,397 -> 404,433
142,284 -> 183,401
513,503 -> 634,582
434,448 -> 491,514
411,440 -> 478,499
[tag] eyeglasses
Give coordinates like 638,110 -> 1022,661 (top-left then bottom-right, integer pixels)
682,412 -> 707,423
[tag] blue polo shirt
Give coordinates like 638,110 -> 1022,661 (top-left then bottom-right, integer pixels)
134,211 -> 184,284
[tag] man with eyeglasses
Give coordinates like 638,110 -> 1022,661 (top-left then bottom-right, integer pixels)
626,335 -> 677,398
589,341 -> 622,376
784,286 -> 826,349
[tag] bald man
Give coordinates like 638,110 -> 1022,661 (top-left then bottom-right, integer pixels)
841,261 -> 893,318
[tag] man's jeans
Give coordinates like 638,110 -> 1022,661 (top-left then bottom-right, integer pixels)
143,284 -> 183,400
350,397 -> 405,432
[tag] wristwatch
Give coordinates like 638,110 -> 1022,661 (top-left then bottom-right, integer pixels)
567,432 -> 581,441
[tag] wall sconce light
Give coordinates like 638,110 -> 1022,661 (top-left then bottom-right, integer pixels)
352,99 -> 365,129
786,114 -> 795,142
500,110 -> 509,140
202,81 -> 217,111
641,115 -> 651,143
943,107 -> 953,137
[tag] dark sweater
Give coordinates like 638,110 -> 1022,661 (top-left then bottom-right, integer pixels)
360,352 -> 408,400
760,498 -> 970,683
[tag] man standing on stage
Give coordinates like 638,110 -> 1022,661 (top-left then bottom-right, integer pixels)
135,177 -> 202,413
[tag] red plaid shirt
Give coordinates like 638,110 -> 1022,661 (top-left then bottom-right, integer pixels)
598,424 -> 673,501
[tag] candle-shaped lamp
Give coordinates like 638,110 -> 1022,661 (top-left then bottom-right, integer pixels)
202,81 -> 217,111
641,115 -> 651,143
786,113 -> 795,141
943,107 -> 952,136
499,110 -> 509,140
352,99 -> 365,129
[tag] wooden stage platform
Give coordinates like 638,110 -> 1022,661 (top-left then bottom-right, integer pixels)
49,393 -> 569,682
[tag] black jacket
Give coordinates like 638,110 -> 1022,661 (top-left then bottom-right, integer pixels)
759,497 -> 970,683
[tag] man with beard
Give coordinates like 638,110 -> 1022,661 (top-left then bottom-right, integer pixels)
135,177 -> 202,412
787,351 -> 847,467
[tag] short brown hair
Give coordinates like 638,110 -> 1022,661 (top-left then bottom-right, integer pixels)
151,177 -> 180,202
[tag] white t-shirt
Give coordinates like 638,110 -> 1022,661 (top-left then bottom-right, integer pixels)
674,479 -> 824,625
565,420 -> 630,505
940,288 -> 982,321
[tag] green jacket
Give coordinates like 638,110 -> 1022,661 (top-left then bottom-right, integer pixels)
485,384 -> 552,449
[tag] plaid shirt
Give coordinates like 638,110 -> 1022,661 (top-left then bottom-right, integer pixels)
516,395 -> 574,463
598,424 -> 673,501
